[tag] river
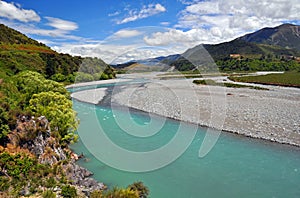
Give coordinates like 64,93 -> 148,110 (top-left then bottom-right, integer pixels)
70,82 -> 300,198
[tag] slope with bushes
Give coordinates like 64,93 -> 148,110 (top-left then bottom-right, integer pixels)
0,24 -> 116,82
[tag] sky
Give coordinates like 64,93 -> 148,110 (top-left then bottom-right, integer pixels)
0,0 -> 299,63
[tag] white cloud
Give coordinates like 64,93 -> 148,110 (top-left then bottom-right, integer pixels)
112,29 -> 142,38
0,1 -> 40,22
108,11 -> 120,17
160,22 -> 170,26
53,42 -> 184,64
0,19 -> 82,41
45,17 -> 78,31
52,43 -> 138,64
117,3 -> 166,24
178,0 -> 200,5
178,0 -> 300,31
144,28 -> 228,47
145,0 -> 300,48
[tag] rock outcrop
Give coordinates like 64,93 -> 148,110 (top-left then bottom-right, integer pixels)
7,115 -> 105,197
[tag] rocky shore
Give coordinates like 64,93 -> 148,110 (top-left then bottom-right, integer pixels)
9,115 -> 105,197
71,73 -> 300,147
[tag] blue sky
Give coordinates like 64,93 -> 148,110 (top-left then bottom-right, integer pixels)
0,0 -> 299,63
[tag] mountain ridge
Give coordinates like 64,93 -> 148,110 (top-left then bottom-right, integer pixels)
239,23 -> 300,50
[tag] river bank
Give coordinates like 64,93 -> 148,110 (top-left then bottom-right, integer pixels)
71,73 -> 300,147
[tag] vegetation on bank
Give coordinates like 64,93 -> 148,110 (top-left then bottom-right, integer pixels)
229,72 -> 300,87
0,24 -> 146,197
0,71 -> 78,196
193,79 -> 269,90
0,70 -> 150,197
90,182 -> 149,198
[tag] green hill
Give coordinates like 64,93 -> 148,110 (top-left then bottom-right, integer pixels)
0,24 -> 115,81
0,24 -> 45,46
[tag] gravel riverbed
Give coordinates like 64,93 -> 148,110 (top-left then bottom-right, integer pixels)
72,73 -> 300,147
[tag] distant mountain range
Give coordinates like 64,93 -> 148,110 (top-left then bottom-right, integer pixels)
114,23 -> 300,72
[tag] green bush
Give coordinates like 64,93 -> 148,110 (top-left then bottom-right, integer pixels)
29,91 -> 78,143
66,73 -> 76,83
74,72 -> 94,82
128,182 -> 149,198
50,73 -> 66,82
100,73 -> 109,80
42,190 -> 56,198
45,177 -> 57,188
0,177 -> 10,191
61,185 -> 77,198
90,190 -> 103,198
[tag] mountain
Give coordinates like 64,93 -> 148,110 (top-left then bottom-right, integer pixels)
0,24 -> 115,81
111,54 -> 181,71
113,23 -> 300,72
160,24 -> 300,72
199,23 -> 300,60
239,23 -> 300,51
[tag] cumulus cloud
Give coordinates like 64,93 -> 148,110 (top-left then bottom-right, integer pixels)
117,3 -> 166,24
112,29 -> 143,38
0,2 -> 79,40
178,0 -> 300,30
45,17 -> 78,31
144,28 -> 228,47
146,0 -> 300,48
0,0 -> 40,22
54,43 -> 183,64
52,43 -> 139,64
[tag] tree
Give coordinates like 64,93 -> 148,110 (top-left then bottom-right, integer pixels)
29,91 -> 78,144
13,71 -> 69,106
128,182 -> 149,198
50,73 -> 66,82
74,72 -> 94,82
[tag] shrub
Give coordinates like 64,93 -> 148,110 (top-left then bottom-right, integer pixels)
61,185 -> 77,198
128,182 -> 149,198
90,190 -> 103,198
50,73 -> 66,82
0,177 -> 10,191
74,72 -> 94,82
42,190 -> 56,198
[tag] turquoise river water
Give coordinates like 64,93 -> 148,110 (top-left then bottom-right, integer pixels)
70,84 -> 300,198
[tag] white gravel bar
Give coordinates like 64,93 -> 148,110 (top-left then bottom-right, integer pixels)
111,73 -> 300,147
71,88 -> 107,104
66,78 -> 130,88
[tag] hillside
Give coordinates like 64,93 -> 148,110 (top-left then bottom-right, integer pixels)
0,24 -> 45,46
0,24 -> 115,81
239,23 -> 300,51
155,24 -> 300,72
